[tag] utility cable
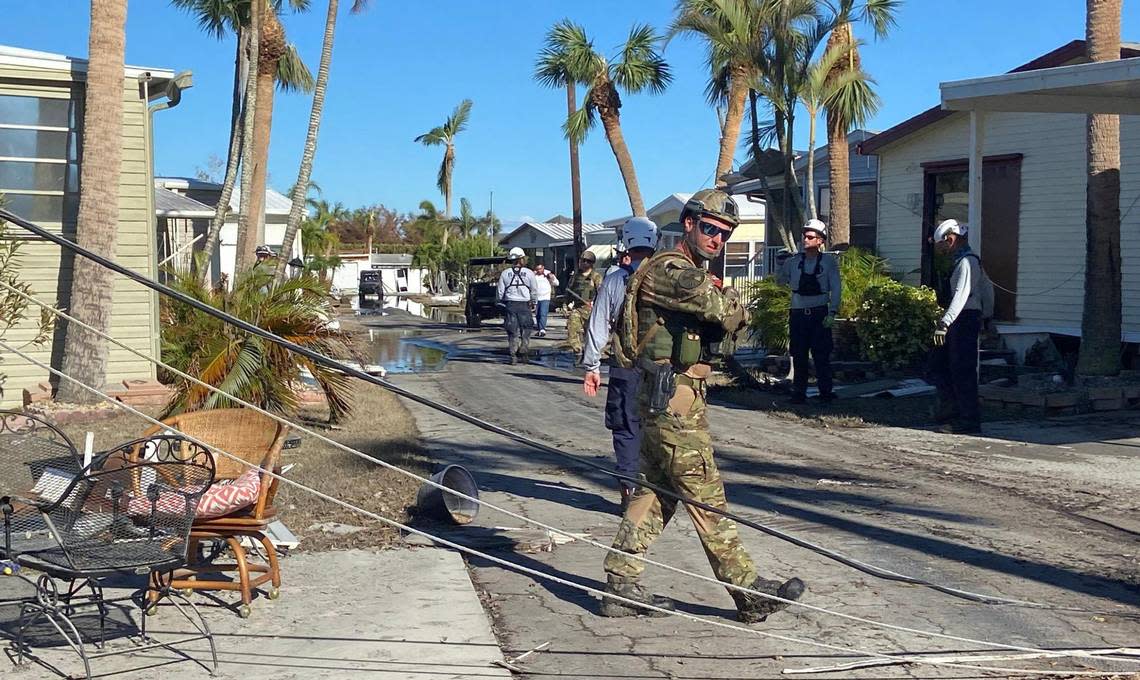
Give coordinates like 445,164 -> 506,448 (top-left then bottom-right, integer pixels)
10,281 -> 1137,664
0,210 -> 1118,609
3,342 -> 1132,679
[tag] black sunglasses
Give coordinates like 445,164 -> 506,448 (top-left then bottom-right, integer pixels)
698,220 -> 732,239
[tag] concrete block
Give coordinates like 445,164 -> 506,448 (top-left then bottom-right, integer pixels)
1087,386 -> 1123,401
1045,391 -> 1080,408
1093,398 -> 1124,412
22,386 -> 52,406
1017,392 -> 1047,407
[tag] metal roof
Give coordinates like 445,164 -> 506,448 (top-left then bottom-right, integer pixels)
154,177 -> 292,216
500,221 -> 608,243
941,57 -> 1140,114
0,44 -> 174,79
154,187 -> 214,218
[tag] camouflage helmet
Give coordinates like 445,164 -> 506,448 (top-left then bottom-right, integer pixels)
682,188 -> 740,228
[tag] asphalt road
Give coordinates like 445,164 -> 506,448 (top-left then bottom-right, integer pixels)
370,309 -> 1140,679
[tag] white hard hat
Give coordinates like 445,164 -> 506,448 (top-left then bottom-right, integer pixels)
933,219 -> 967,243
802,218 -> 828,240
621,216 -> 659,252
507,246 -> 525,261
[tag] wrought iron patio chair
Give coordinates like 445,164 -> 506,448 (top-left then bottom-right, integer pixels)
0,411 -> 82,570
9,435 -> 217,679
142,409 -> 287,618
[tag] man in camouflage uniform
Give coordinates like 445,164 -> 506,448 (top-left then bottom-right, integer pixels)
601,189 -> 806,623
565,250 -> 603,358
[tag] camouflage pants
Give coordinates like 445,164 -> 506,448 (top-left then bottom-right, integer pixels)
603,377 -> 758,589
565,305 -> 591,355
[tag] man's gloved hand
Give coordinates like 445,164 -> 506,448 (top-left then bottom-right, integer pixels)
822,313 -> 836,329
933,320 -> 948,347
583,370 -> 602,397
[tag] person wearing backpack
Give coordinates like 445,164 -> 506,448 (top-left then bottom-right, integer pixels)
929,219 -> 988,434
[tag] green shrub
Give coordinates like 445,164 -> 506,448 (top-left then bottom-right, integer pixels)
855,281 -> 941,370
837,247 -> 890,319
744,277 -> 791,353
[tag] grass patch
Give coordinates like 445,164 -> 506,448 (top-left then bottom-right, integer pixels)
281,384 -> 429,551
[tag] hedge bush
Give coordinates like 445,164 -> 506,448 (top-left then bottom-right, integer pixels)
744,277 -> 791,353
855,281 -> 941,370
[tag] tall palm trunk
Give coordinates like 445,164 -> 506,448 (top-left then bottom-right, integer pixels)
714,67 -> 749,189
245,5 -> 285,268
275,0 -> 337,280
595,84 -> 645,217
825,22 -> 856,247
235,0 -> 261,273
57,0 -> 126,403
567,80 -> 584,261
805,108 -> 818,218
442,144 -> 454,224
1077,0 -> 1123,376
199,28 -> 249,284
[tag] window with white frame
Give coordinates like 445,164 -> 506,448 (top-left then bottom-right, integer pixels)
724,240 -> 766,278
0,92 -> 80,226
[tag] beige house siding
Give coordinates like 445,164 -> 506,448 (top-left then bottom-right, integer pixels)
872,109 -> 1140,339
0,64 -> 159,407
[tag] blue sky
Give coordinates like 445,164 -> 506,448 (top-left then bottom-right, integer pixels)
3,1 -> 1139,228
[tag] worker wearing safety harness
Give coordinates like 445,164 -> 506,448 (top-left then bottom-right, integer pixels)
601,189 -> 806,622
582,217 -> 659,512
777,219 -> 841,404
565,251 -> 603,360
496,247 -> 539,365
929,219 -> 983,435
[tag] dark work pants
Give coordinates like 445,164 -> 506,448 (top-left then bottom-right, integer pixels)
604,365 -> 642,490
503,301 -> 534,357
789,306 -> 834,398
927,309 -> 981,425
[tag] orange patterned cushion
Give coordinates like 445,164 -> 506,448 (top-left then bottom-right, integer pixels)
195,468 -> 261,519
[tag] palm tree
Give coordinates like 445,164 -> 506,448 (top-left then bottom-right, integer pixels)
275,0 -> 372,281
535,20 -> 587,259
457,197 -> 477,239
57,0 -> 127,404
172,0 -> 314,282
558,24 -> 672,217
414,99 -> 473,228
822,0 -> 898,246
240,0 -> 315,274
670,0 -> 772,188
799,38 -> 874,219
1077,0 -> 1123,376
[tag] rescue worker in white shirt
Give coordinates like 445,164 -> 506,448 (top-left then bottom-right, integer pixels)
582,217 -> 659,511
532,263 -> 559,338
777,219 -> 841,404
928,219 -> 983,434
496,247 -> 540,365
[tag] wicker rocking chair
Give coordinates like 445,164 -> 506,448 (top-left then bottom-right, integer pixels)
142,409 -> 288,618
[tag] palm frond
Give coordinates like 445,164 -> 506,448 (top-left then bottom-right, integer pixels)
275,42 -> 315,93
444,99 -> 473,137
170,0 -> 239,39
611,24 -> 672,95
859,0 -> 901,39
436,154 -> 452,197
564,101 -> 596,145
824,72 -> 880,128
414,126 -> 446,146
349,0 -> 371,14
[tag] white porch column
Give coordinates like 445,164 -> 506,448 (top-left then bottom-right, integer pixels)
968,110 -> 986,258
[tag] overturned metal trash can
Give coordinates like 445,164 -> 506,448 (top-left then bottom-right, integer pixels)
416,464 -> 479,525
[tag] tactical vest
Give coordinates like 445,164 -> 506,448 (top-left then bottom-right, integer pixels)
569,269 -> 602,303
617,251 -> 704,370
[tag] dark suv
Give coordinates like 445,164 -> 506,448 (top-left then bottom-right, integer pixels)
464,256 -> 509,328
358,269 -> 383,307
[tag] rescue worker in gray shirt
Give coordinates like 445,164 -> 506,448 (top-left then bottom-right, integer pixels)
928,219 -> 983,434
582,217 -> 659,511
777,219 -> 841,404
496,247 -> 540,365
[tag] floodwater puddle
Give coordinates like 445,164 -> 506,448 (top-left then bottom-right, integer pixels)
360,327 -> 451,374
